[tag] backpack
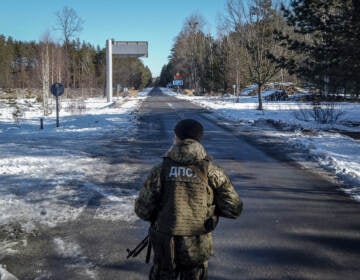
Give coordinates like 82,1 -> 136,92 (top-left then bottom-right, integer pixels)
155,157 -> 218,236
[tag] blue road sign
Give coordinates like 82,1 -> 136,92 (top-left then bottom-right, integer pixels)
50,83 -> 64,127
50,83 -> 65,97
173,79 -> 183,86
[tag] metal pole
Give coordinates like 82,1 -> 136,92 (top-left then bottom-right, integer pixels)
56,96 -> 59,127
236,61 -> 240,102
106,39 -> 113,102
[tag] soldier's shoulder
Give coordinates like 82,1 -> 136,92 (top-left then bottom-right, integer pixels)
150,163 -> 163,174
145,163 -> 163,183
207,161 -> 227,178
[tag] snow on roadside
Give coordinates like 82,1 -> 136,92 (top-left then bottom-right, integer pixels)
0,90 -> 152,276
163,88 -> 360,201
288,131 -> 360,201
53,237 -> 98,279
0,92 -> 149,232
0,264 -> 18,280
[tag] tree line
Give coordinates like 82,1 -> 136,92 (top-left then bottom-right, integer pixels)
159,0 -> 359,108
0,35 -> 151,90
0,6 -> 152,95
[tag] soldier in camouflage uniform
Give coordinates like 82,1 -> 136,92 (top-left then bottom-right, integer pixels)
135,119 -> 242,280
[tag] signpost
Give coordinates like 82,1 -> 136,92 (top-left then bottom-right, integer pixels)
106,39 -> 148,102
112,41 -> 148,57
50,83 -> 65,127
233,84 -> 240,102
173,79 -> 183,86
173,72 -> 183,93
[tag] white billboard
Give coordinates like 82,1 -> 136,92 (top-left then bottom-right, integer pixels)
112,41 -> 148,57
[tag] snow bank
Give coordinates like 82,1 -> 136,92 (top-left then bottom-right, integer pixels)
0,90 -> 151,230
53,237 -> 98,279
0,265 -> 18,280
165,88 -> 360,201
289,131 -> 360,201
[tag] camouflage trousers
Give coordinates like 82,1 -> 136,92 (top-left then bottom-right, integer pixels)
149,261 -> 208,280
148,230 -> 212,280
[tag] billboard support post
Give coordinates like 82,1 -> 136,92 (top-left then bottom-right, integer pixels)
106,39 -> 148,103
106,39 -> 113,103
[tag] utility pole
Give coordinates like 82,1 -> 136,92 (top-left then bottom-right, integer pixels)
106,39 -> 113,102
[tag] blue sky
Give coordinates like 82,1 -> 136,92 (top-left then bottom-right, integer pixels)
0,0 -> 226,77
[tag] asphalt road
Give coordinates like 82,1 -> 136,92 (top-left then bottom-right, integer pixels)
133,88 -> 360,279
2,87 -> 360,279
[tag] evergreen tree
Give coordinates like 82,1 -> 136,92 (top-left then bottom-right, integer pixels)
278,0 -> 359,97
340,0 -> 360,97
0,34 -> 151,94
159,64 -> 173,87
0,36 -> 14,88
211,39 -> 229,93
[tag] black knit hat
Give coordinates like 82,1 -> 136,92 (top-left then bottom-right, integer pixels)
174,119 -> 204,142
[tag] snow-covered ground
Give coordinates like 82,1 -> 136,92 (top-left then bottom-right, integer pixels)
0,89 -> 153,278
163,87 -> 360,202
0,86 -> 359,278
0,94 -> 148,225
0,264 -> 18,280
1,87 -> 359,229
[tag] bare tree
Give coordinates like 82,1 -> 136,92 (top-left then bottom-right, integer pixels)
51,44 -> 65,84
184,14 -> 204,92
39,32 -> 51,115
54,6 -> 84,88
54,6 -> 84,45
224,0 -> 282,109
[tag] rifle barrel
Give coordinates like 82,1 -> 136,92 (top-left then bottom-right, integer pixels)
126,235 -> 149,259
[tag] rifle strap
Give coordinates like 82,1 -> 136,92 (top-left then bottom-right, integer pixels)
146,239 -> 152,263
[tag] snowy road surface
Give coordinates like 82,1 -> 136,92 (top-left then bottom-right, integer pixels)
0,88 -> 359,279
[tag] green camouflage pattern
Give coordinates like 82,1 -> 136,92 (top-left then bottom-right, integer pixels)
207,162 -> 243,219
135,164 -> 163,222
150,259 -> 208,280
156,157 -> 210,235
135,139 -> 243,222
149,229 -> 211,280
135,139 -> 242,277
173,233 -> 213,266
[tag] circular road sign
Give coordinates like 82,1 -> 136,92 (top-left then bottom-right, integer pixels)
51,83 -> 65,97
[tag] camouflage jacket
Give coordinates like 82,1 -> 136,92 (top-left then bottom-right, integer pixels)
135,139 -> 242,265
135,139 -> 242,223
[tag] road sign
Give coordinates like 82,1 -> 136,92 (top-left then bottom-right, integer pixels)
106,39 -> 148,103
50,83 -> 64,127
50,83 -> 65,97
173,79 -> 183,86
112,41 -> 148,57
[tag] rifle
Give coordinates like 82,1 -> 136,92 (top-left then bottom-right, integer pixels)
126,234 -> 152,263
